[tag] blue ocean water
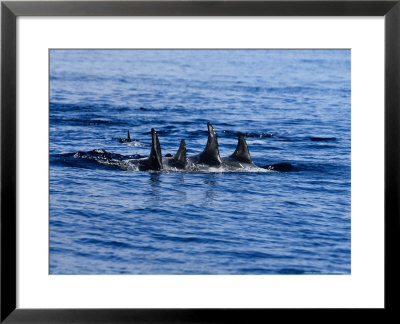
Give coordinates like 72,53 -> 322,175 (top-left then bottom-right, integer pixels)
49,49 -> 351,274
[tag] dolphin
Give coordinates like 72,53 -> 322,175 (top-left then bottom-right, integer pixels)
130,128 -> 163,171
221,133 -> 259,170
185,123 -> 295,172
113,130 -> 133,143
163,139 -> 187,169
66,123 -> 295,172
63,129 -> 162,171
129,130 -> 188,171
187,122 -> 222,167
182,123 -> 264,171
261,162 -> 296,172
225,134 -> 296,171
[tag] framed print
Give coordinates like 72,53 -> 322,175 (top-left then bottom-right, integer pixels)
1,0 -> 399,322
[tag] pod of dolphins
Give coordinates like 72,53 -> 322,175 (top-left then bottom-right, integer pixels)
129,122 -> 293,172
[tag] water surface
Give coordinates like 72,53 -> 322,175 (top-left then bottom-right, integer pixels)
50,49 -> 351,274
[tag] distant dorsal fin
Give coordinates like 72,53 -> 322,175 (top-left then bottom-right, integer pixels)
231,134 -> 253,163
174,139 -> 187,165
199,122 -> 222,166
127,130 -> 131,141
148,128 -> 163,170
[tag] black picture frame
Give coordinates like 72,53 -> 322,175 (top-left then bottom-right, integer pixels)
1,1 -> 399,322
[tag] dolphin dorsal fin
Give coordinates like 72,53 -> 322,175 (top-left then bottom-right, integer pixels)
199,122 -> 222,166
231,134 -> 253,163
148,128 -> 163,170
127,130 -> 131,141
174,139 -> 187,165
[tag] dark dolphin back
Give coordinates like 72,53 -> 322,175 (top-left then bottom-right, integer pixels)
174,139 -> 187,165
198,122 -> 222,166
148,128 -> 163,170
231,134 -> 253,163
